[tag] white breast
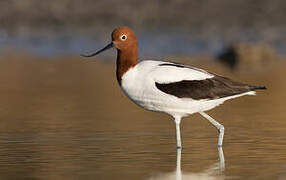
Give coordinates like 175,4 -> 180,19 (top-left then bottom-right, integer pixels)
120,61 -> 167,113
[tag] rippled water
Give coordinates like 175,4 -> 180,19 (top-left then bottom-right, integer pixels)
0,57 -> 285,179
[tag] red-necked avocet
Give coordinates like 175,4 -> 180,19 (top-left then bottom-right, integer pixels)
81,26 -> 266,148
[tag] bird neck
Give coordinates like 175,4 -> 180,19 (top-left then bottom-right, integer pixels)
116,47 -> 138,85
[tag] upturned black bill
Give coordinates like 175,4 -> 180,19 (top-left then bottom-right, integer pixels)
81,42 -> 114,57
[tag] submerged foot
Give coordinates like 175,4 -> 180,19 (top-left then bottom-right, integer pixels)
217,144 -> 223,148
176,146 -> 182,149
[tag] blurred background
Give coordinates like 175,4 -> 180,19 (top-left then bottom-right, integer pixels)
0,1 -> 285,180
1,0 -> 286,58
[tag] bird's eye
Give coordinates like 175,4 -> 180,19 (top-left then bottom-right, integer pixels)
120,34 -> 127,41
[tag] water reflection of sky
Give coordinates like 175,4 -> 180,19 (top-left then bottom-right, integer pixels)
1,29 -> 286,57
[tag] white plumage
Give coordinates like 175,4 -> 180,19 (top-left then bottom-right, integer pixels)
121,60 -> 255,117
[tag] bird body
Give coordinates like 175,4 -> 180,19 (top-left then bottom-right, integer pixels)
81,26 -> 266,148
121,60 -> 256,117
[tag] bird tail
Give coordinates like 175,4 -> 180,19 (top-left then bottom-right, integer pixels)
249,85 -> 267,90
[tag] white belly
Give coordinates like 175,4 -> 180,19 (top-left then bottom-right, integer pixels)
121,84 -> 253,117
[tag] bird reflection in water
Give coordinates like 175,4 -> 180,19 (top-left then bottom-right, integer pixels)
148,147 -> 225,180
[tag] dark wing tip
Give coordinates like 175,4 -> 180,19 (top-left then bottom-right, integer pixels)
250,85 -> 267,90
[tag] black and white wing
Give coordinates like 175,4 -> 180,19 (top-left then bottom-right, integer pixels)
152,62 -> 266,100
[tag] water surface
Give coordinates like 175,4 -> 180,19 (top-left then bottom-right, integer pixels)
0,57 -> 285,179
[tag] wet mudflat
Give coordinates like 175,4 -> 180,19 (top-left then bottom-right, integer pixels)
0,55 -> 285,179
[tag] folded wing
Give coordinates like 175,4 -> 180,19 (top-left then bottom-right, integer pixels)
153,63 -> 265,100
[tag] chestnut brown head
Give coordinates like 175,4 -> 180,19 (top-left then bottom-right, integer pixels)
81,26 -> 138,57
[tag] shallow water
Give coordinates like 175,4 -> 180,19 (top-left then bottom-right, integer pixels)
0,57 -> 285,179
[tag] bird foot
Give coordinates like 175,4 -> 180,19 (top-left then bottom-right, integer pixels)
176,146 -> 182,149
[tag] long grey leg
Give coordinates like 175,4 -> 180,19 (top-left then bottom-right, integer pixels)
173,116 -> 182,149
199,111 -> 225,146
218,147 -> 225,171
176,148 -> 182,180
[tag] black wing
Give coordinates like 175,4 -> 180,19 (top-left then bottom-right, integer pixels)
155,75 -> 266,100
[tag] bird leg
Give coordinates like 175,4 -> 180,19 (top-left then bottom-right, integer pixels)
199,112 -> 225,147
176,147 -> 182,180
218,146 -> 225,171
174,116 -> 182,149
